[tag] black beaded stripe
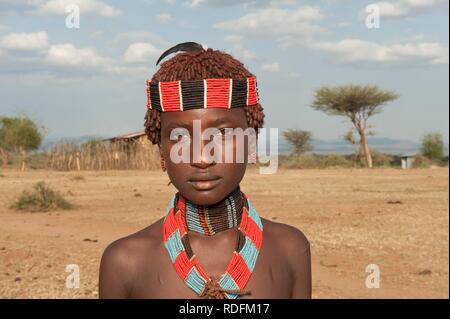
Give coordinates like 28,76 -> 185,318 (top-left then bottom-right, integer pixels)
236,230 -> 246,252
230,79 -> 248,108
180,80 -> 205,110
181,235 -> 194,259
149,82 -> 162,111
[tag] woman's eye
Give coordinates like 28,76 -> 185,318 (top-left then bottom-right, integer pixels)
212,128 -> 234,143
219,128 -> 233,136
178,133 -> 190,142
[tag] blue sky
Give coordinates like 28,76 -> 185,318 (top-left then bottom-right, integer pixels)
0,0 -> 448,143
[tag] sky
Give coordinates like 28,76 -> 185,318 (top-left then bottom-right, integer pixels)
0,0 -> 448,143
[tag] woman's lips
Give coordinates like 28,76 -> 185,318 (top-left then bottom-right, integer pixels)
188,176 -> 222,191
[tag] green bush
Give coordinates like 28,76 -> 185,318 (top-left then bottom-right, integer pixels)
412,155 -> 434,168
27,152 -> 48,169
421,133 -> 444,161
280,154 -> 320,169
443,156 -> 449,167
279,152 -> 400,169
370,150 -> 395,167
322,154 -> 352,168
11,181 -> 72,212
280,154 -> 352,169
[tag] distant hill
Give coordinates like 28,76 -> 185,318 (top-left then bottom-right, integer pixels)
278,137 -> 449,156
41,134 -> 449,156
39,135 -> 105,151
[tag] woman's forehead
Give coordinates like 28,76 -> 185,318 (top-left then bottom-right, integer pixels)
161,108 -> 247,128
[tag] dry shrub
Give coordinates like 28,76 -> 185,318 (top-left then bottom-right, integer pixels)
11,181 -> 72,212
281,154 -> 352,169
322,154 -> 352,168
370,150 -> 395,167
412,155 -> 435,168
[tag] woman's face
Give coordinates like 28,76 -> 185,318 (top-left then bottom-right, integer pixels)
160,108 -> 250,206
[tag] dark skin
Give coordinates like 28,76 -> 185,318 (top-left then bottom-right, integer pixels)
99,108 -> 311,298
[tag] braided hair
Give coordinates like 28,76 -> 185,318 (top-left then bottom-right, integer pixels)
144,48 -> 265,146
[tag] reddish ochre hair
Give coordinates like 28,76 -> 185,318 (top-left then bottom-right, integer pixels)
144,48 -> 265,146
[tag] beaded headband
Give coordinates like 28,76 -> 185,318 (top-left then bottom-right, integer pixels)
146,41 -> 259,112
146,77 -> 259,112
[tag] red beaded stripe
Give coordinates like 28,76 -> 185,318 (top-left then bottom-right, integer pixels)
239,207 -> 262,249
244,217 -> 263,250
239,207 -> 249,232
191,256 -> 209,281
206,79 -> 231,109
227,252 -> 251,290
146,79 -> 152,109
247,77 -> 258,106
160,81 -> 181,112
173,250 -> 193,281
163,208 -> 177,241
198,207 -> 211,236
177,194 -> 186,212
173,251 -> 210,282
175,210 -> 187,236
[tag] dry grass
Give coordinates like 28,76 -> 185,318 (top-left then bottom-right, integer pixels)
44,139 -> 160,171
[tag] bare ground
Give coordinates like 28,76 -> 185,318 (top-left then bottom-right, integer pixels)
0,167 -> 448,298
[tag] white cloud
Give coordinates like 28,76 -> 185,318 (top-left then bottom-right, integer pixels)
261,62 -> 280,72
112,31 -> 168,48
46,43 -> 113,67
188,0 -> 241,7
269,0 -> 297,6
224,35 -> 257,61
372,0 -> 447,18
44,43 -> 149,75
0,38 -> 149,76
0,0 -> 41,13
156,13 -> 172,24
214,6 -> 324,36
123,42 -> 160,63
165,0 -> 176,4
431,55 -> 449,65
307,38 -> 449,65
187,0 -> 297,7
287,71 -> 300,78
1,31 -> 48,51
31,0 -> 121,16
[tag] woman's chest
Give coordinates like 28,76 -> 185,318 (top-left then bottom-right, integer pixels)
129,244 -> 293,299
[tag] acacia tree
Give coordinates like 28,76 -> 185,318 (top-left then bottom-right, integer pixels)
343,129 -> 361,167
283,129 -> 313,158
0,115 -> 43,171
311,85 -> 398,168
421,132 -> 444,161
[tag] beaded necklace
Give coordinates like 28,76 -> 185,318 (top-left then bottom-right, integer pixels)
162,189 -> 263,299
184,187 -> 244,236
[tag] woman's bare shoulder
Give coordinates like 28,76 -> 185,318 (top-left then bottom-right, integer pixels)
100,218 -> 164,272
261,217 -> 310,256
99,218 -> 165,298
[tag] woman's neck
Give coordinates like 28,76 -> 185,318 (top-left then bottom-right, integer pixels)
177,186 -> 246,236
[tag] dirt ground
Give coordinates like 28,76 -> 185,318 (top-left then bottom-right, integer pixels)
0,167 -> 448,299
